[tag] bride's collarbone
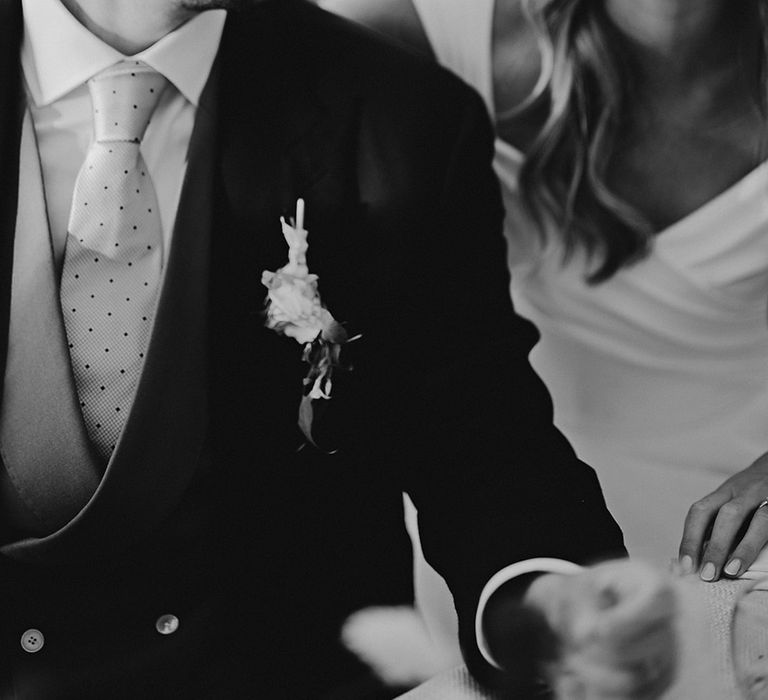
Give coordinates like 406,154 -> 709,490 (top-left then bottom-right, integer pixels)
608,118 -> 766,233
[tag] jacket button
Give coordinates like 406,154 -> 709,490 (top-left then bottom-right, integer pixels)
20,629 -> 44,653
155,614 -> 179,635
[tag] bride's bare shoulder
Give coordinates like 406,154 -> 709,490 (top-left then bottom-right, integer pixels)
318,0 -> 435,59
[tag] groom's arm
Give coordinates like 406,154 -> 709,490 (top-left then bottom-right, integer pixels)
299,9 -> 626,685
377,80 -> 627,688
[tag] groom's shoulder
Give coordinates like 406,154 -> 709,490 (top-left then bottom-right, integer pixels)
243,0 -> 487,123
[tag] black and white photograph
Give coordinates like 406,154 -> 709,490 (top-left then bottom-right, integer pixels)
1,0 -> 768,698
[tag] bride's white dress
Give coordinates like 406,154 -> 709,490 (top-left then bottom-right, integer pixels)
411,0 -> 768,567
323,0 -> 768,682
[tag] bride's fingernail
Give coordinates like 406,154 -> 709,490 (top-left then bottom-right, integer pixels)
725,559 -> 742,576
701,562 -> 716,581
680,555 -> 694,574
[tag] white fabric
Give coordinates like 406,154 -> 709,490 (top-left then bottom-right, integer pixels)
416,0 -> 768,568
740,546 -> 768,581
403,495 -> 463,665
20,0 -> 226,263
510,147 -> 768,570
61,62 -> 167,459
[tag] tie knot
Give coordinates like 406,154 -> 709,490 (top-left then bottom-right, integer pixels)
88,61 -> 168,144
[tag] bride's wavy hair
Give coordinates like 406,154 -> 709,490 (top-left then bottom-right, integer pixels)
516,0 -> 768,283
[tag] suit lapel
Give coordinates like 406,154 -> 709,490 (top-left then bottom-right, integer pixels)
0,0 -> 25,400
0,112 -> 101,539
209,4 -> 324,464
209,3 -> 364,468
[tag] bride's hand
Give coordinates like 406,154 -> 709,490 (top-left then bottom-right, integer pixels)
526,560 -> 677,700
678,451 -> 768,581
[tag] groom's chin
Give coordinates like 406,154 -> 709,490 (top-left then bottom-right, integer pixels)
179,0 -> 266,10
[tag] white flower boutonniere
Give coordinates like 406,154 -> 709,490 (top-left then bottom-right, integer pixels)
261,199 -> 360,446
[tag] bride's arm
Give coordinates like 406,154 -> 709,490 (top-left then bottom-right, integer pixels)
319,0 -> 436,59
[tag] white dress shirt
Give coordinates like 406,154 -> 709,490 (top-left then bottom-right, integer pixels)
21,0 -> 226,265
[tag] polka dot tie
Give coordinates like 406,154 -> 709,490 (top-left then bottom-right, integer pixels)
60,61 -> 168,460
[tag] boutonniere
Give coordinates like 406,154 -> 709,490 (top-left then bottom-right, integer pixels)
261,199 -> 360,447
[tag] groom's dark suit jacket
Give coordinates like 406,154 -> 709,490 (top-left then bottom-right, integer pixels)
0,1 -> 625,697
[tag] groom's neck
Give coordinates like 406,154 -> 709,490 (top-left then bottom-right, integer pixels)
59,0 -> 196,54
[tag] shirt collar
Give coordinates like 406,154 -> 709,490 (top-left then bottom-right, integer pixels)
22,0 -> 226,107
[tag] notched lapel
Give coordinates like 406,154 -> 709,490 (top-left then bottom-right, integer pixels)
210,3 -> 368,465
0,0 -> 26,398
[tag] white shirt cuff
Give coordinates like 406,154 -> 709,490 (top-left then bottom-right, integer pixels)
474,557 -> 583,669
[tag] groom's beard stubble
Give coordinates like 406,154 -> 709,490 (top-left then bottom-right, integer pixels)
179,0 -> 267,9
